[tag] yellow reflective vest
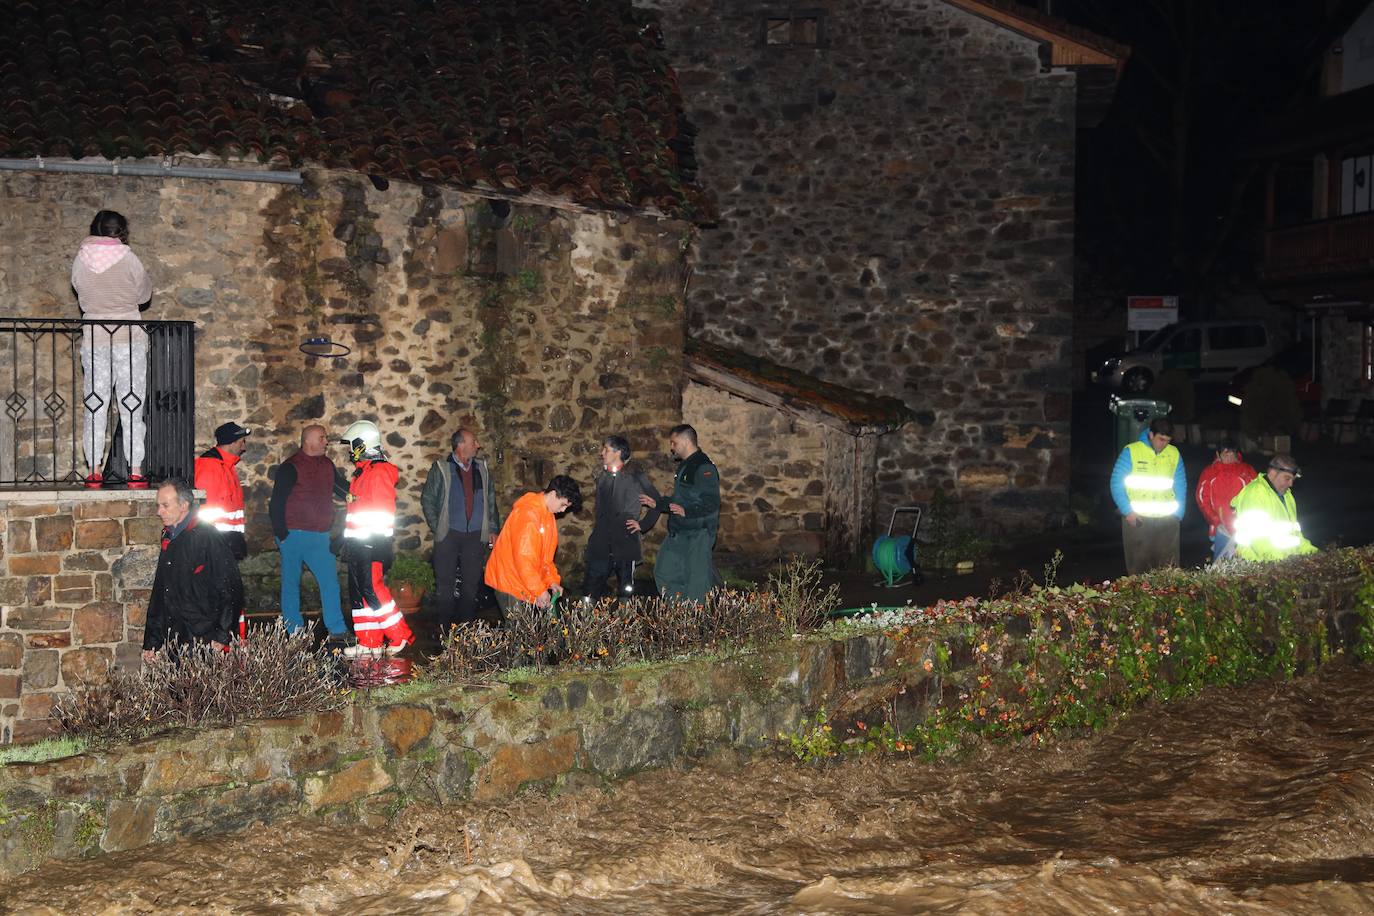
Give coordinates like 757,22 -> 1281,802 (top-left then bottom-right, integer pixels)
1230,477 -> 1315,562
1123,440 -> 1181,518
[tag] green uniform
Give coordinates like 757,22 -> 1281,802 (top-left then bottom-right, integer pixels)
654,449 -> 720,602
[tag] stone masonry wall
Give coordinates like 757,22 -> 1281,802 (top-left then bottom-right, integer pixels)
0,556 -> 1362,879
1321,314 -> 1370,406
683,381 -> 827,560
0,493 -> 158,743
646,0 -> 1078,530
0,167 -> 690,575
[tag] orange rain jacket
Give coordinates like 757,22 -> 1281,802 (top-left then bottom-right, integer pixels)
485,492 -> 560,603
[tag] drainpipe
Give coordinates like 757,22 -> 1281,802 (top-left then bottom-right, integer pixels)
0,158 -> 302,185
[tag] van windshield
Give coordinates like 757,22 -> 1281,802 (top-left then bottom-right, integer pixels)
1138,325 -> 1177,352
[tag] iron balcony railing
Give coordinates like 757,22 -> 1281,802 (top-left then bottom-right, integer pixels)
0,318 -> 195,488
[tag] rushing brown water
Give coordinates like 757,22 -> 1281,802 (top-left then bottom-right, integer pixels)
8,665 -> 1374,915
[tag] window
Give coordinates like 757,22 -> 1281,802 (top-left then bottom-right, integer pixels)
1208,325 -> 1267,350
759,10 -> 825,47
1364,322 -> 1373,384
1162,329 -> 1200,354
1341,153 -> 1374,215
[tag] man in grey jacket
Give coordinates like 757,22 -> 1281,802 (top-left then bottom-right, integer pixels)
420,428 -> 501,628
583,435 -> 661,601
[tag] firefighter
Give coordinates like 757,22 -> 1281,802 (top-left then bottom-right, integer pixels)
1230,454 -> 1317,562
195,421 -> 250,638
340,420 -> 413,657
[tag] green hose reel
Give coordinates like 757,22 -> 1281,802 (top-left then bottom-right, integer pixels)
870,506 -> 923,588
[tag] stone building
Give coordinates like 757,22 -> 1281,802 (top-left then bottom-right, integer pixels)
645,0 -> 1126,529
0,0 -> 708,740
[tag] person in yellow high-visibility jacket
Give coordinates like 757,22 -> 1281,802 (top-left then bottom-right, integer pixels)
1228,454 -> 1316,562
1110,417 -> 1186,574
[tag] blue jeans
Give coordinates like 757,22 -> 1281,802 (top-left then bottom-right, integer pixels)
1211,531 -> 1234,561
277,530 -> 346,635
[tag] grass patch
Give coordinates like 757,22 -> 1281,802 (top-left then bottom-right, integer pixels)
0,737 -> 89,766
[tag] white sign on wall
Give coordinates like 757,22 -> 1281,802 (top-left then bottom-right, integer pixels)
1127,295 -> 1179,332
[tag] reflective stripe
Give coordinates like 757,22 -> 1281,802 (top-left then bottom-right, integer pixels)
352,602 -> 401,631
1234,509 -> 1301,547
345,510 -> 395,538
1132,500 -> 1180,518
200,506 -> 245,534
1123,474 -> 1173,491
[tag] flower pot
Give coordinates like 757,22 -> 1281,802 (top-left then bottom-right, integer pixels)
393,583 -> 426,615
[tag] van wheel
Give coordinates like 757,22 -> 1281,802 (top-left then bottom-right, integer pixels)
1122,368 -> 1153,394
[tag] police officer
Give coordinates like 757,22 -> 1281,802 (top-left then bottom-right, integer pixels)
640,424 -> 720,602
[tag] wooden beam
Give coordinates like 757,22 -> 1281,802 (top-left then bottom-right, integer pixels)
941,0 -> 1124,69
684,359 -> 903,437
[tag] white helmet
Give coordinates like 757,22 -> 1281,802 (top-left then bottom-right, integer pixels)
341,420 -> 383,461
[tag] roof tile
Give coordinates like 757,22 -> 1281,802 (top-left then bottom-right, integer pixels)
0,0 -> 710,219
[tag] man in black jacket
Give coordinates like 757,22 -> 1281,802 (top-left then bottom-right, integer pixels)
583,435 -> 661,601
143,478 -> 243,660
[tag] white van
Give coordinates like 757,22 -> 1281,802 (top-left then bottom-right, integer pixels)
1092,320 -> 1274,394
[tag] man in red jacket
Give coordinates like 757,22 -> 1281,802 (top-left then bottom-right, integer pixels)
1194,438 -> 1257,561
195,421 -> 250,637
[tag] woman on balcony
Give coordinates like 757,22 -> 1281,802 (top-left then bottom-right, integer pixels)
71,210 -> 152,487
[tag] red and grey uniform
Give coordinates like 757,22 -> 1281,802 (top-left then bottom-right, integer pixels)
194,445 -> 247,637
345,459 -> 412,650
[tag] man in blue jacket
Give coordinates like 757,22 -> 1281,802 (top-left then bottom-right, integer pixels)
1110,417 -> 1186,575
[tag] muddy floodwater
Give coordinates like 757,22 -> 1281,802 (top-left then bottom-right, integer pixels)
8,665 -> 1374,914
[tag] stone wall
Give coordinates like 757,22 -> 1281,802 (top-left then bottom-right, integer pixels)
1321,314 -> 1370,405
0,554 -> 1364,879
0,493 -> 157,743
0,166 -> 691,572
0,628 -> 953,877
646,0 -> 1078,530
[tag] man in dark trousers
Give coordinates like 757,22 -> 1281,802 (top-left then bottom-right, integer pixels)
583,434 -> 660,601
640,424 -> 721,603
142,478 -> 242,660
195,420 -> 250,638
268,424 -> 351,647
421,428 -> 501,629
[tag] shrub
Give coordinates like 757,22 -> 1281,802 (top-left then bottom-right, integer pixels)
389,552 -> 435,592
424,559 -> 836,681
1149,368 -> 1196,423
1241,367 -> 1301,436
54,624 -> 347,743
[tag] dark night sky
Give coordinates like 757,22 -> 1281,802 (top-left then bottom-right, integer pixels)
1020,0 -> 1349,315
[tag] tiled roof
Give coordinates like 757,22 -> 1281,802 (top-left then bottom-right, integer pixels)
0,0 -> 711,219
685,339 -> 914,436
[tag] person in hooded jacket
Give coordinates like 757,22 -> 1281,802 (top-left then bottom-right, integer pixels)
71,210 -> 153,488
1194,438 -> 1257,561
582,435 -> 661,602
341,420 -> 413,657
143,478 -> 242,660
486,476 -> 583,613
1109,417 -> 1186,575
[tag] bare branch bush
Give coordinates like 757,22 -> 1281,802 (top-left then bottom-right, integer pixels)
54,623 -> 347,743
426,557 -> 835,682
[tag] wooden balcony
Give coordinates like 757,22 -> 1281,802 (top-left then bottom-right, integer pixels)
1264,213 -> 1374,283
